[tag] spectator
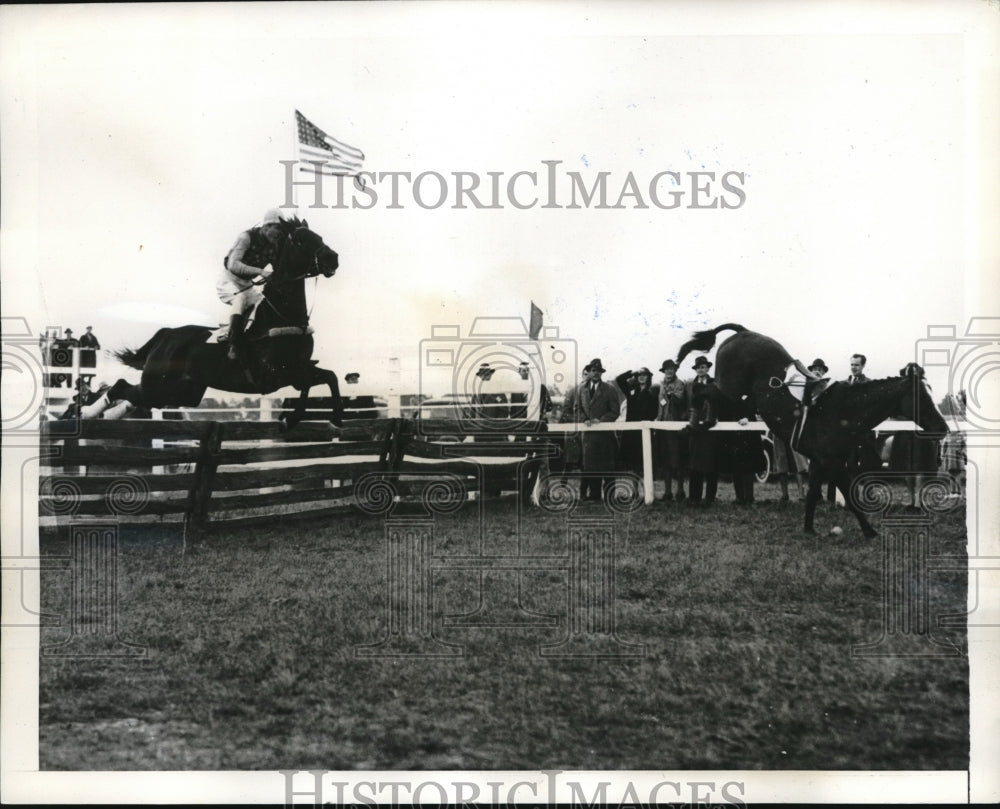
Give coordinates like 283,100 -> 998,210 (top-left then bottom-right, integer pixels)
655,359 -> 689,502
888,363 -> 942,509
769,431 -> 803,503
58,378 -> 108,420
51,328 -> 79,387
684,356 -> 719,507
78,326 -> 100,379
555,365 -> 590,487
614,366 -> 658,476
716,393 -> 764,505
579,358 -> 620,502
847,353 -> 870,385
842,352 -> 881,477
510,360 -> 552,424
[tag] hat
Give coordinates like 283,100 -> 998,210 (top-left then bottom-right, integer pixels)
345,372 -> 360,382
659,359 -> 678,372
899,362 -> 925,379
477,362 -> 494,377
64,328 -> 73,335
636,367 -> 652,376
260,208 -> 283,226
808,358 -> 829,374
693,356 -> 712,369
587,358 -> 606,373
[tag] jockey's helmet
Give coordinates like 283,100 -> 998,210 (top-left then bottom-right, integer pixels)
260,208 -> 283,226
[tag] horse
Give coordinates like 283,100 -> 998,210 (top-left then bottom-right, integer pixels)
676,324 -> 949,538
109,217 -> 344,427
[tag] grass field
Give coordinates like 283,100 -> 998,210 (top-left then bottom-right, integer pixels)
38,482 -> 968,771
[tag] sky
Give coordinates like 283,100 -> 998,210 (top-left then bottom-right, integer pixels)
2,1 -> 996,402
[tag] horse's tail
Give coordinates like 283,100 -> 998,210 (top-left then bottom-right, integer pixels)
676,323 -> 747,366
112,328 -> 171,370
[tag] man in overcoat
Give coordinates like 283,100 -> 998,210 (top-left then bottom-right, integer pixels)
579,358 -> 621,501
684,356 -> 720,506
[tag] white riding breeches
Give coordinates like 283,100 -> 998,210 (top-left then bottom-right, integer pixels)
217,274 -> 263,315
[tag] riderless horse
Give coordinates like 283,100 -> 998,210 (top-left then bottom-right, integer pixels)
677,324 -> 949,538
109,217 -> 343,427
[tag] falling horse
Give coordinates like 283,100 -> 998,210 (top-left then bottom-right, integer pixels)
109,217 -> 344,427
676,324 -> 949,538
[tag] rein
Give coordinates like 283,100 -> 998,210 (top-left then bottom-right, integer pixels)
769,376 -> 806,389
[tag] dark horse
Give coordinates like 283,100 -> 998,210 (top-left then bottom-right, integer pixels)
110,217 -> 344,427
677,324 -> 949,538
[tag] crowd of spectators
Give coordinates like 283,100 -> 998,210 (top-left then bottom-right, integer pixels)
550,351 -> 964,507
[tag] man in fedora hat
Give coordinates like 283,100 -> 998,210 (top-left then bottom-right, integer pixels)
554,363 -> 592,487
802,358 -> 829,407
78,325 -> 100,382
684,356 -> 720,506
656,358 -> 689,501
51,328 -> 79,387
579,358 -> 621,501
614,365 -> 658,476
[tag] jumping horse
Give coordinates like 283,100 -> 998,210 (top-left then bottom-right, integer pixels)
676,324 -> 949,538
109,217 -> 344,427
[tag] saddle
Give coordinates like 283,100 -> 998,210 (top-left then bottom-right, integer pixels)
210,306 -> 314,344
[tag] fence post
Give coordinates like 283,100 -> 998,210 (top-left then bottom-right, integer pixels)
187,422 -> 222,529
386,418 -> 407,473
641,425 -> 654,505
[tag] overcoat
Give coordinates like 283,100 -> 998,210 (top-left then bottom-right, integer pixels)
579,380 -> 621,473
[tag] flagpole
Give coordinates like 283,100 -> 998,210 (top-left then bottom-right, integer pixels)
289,109 -> 299,212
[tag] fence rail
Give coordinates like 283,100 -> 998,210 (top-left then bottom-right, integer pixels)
39,414 -> 943,527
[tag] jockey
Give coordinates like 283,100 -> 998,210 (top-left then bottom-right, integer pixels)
218,208 -> 287,364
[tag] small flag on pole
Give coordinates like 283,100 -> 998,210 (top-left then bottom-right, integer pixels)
295,110 -> 365,177
529,301 -> 543,341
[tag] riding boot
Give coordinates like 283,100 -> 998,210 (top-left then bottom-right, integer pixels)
227,313 -> 246,362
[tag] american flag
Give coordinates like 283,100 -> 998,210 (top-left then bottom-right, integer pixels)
295,110 -> 364,177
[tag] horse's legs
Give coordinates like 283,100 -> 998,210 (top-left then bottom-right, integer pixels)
804,464 -> 824,534
311,366 -> 343,427
837,469 -> 878,539
281,386 -> 310,429
108,379 -> 148,408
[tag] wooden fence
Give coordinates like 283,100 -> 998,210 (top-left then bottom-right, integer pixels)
39,415 -> 941,528
39,417 -> 556,529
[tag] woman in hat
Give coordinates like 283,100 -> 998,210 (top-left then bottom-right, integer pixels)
614,365 -> 658,476
655,359 -> 689,501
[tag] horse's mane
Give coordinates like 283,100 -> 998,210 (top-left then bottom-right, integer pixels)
821,376 -> 910,409
278,215 -> 308,234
